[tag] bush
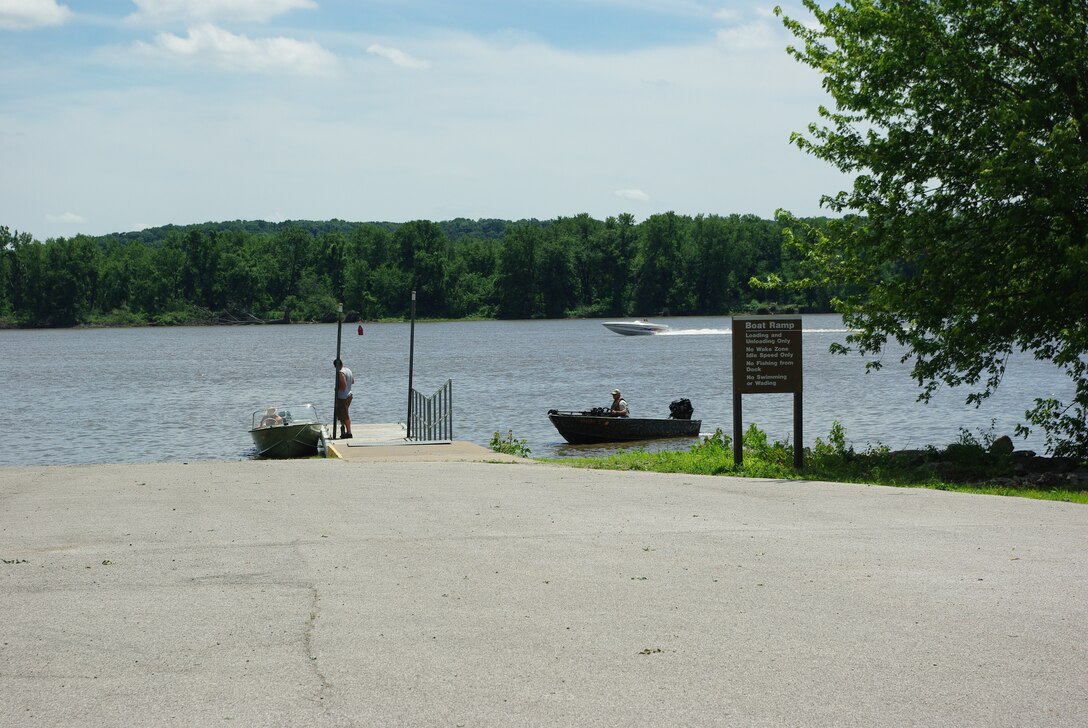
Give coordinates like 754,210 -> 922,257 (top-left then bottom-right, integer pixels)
490,430 -> 532,457
810,420 -> 852,467
691,428 -> 732,454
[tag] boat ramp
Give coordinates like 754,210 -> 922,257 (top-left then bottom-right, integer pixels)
326,422 -> 525,463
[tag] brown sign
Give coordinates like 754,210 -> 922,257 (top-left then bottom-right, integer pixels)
732,315 -> 803,394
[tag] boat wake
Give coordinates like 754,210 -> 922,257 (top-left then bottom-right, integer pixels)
657,328 -> 731,336
658,327 -> 851,336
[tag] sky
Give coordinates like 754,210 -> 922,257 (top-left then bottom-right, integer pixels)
1,0 -> 847,241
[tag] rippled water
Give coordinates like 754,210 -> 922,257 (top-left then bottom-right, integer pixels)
0,314 -> 1073,466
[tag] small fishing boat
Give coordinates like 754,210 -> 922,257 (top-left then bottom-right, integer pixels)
249,404 -> 327,458
602,319 -> 669,336
547,399 -> 700,444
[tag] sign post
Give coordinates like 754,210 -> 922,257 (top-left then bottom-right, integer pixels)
731,315 -> 804,469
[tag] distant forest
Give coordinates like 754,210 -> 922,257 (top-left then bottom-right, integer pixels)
0,213 -> 844,328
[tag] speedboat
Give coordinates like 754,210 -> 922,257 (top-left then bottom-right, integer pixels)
547,398 -> 699,444
248,403 -> 327,458
602,319 -> 669,336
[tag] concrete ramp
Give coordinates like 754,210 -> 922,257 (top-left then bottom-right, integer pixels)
326,422 -> 525,463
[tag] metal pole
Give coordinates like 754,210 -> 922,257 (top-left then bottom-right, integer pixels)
407,291 -> 416,439
333,302 -> 343,438
794,391 -> 804,470
733,391 -> 743,466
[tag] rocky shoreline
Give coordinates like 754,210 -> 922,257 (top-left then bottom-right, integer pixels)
888,435 -> 1088,489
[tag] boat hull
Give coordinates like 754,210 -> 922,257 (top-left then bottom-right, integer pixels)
548,412 -> 701,445
602,321 -> 668,336
249,423 -> 325,458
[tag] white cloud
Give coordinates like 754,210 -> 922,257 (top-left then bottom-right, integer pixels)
135,23 -> 337,76
127,0 -> 316,25
715,21 -> 778,51
45,212 -> 86,224
0,0 -> 71,30
367,44 -> 430,70
4,19 -> 844,241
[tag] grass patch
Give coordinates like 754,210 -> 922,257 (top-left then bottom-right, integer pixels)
541,423 -> 1088,505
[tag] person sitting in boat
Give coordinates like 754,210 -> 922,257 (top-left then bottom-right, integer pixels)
610,389 -> 629,417
260,406 -> 283,428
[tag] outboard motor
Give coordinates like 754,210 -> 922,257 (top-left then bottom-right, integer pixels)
669,398 -> 694,420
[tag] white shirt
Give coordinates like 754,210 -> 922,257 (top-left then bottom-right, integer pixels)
337,366 -> 354,399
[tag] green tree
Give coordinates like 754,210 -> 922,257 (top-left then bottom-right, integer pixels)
343,225 -> 391,317
776,0 -> 1088,456
122,242 -> 159,313
496,225 -> 540,319
315,231 -> 347,300
215,245 -> 267,317
367,263 -> 411,318
601,214 -> 637,315
536,238 -> 576,318
14,235 -> 101,326
634,212 -> 685,315
294,270 -> 338,321
554,213 -> 606,314
0,227 -> 33,318
350,224 -> 393,268
690,215 -> 738,314
178,228 -> 220,310
447,237 -> 498,318
95,238 -> 130,316
395,220 -> 449,317
131,245 -> 184,317
7,229 -> 45,323
268,226 -> 312,306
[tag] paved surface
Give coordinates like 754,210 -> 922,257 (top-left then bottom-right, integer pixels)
1,459 -> 1086,727
326,423 -> 525,463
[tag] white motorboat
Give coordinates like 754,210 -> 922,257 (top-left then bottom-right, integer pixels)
602,320 -> 669,336
249,403 -> 327,458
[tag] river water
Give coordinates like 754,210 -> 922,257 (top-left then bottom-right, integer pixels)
0,314 -> 1073,466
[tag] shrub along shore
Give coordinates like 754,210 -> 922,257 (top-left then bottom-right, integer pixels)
516,423 -> 1088,505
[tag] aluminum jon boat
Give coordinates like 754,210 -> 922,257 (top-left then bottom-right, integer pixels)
248,403 -> 327,458
602,320 -> 669,336
547,399 -> 700,445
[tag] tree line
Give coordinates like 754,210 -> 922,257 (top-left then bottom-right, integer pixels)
0,212 -> 841,328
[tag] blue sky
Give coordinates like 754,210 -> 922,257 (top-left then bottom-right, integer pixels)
1,0 -> 845,240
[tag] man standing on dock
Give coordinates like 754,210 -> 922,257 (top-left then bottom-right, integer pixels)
334,358 -> 354,439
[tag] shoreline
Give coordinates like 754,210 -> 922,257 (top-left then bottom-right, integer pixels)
0,307 -> 813,331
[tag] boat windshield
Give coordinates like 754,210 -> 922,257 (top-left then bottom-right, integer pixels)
251,403 -> 320,429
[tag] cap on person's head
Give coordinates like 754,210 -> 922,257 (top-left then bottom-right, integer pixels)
334,358 -> 342,367
611,389 -> 621,396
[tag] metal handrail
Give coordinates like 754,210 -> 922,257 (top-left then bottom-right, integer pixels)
408,379 -> 453,441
